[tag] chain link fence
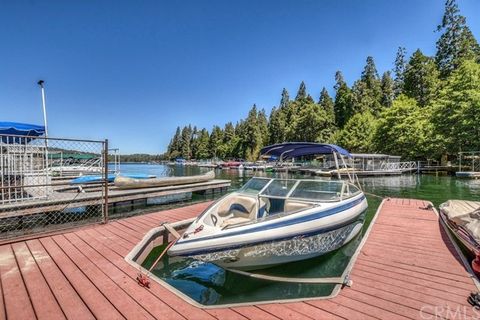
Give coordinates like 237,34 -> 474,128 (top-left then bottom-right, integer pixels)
0,134 -> 108,240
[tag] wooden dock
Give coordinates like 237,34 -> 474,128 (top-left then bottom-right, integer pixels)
0,198 -> 477,319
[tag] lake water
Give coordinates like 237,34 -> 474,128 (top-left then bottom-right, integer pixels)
121,163 -> 480,306
118,163 -> 480,206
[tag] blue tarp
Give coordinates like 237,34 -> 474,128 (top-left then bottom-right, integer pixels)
0,122 -> 45,143
260,142 -> 351,159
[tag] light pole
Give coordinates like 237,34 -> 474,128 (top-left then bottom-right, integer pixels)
37,80 -> 49,170
37,80 -> 48,139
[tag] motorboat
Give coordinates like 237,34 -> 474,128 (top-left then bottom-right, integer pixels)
439,200 -> 480,259
168,143 -> 367,270
221,160 -> 244,169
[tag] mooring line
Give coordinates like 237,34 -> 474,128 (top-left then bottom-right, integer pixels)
224,267 -> 352,286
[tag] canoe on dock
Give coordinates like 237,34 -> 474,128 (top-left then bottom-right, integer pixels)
70,173 -> 156,184
114,170 -> 215,189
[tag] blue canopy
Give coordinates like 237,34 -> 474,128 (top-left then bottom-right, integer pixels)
0,122 -> 45,144
260,142 -> 351,159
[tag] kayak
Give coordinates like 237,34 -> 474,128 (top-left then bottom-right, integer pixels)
114,170 -> 215,189
71,173 -> 156,184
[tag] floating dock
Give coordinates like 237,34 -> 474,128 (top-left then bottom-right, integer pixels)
0,198 -> 477,319
0,179 -> 230,218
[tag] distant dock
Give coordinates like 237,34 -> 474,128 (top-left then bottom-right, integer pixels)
0,198 -> 476,319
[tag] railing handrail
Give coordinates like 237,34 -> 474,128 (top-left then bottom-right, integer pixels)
380,161 -> 417,170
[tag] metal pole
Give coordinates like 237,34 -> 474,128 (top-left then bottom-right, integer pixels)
333,152 -> 341,179
37,80 -> 49,171
103,139 -> 109,223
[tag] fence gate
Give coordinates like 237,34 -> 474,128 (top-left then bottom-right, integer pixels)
0,134 -> 108,241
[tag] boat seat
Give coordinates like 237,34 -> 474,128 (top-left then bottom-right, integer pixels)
217,195 -> 257,219
284,200 -> 314,213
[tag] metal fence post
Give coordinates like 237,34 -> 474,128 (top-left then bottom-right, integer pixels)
103,139 -> 109,223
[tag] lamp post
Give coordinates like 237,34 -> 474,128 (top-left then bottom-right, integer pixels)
37,80 -> 49,170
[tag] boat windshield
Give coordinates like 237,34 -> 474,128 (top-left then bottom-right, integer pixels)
239,177 -> 360,202
239,177 -> 271,194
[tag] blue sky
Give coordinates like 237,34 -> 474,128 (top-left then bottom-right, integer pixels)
0,0 -> 479,154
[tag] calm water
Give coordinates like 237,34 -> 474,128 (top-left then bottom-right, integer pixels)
118,163 -> 480,206
122,163 -> 480,306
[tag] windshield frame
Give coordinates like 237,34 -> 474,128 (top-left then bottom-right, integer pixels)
238,177 -> 361,203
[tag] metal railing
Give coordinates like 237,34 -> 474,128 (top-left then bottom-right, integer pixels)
0,134 -> 108,240
380,161 -> 417,171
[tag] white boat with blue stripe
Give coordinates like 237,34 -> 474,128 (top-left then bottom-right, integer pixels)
168,143 -> 368,270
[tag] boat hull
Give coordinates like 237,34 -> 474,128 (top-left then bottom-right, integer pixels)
192,217 -> 364,270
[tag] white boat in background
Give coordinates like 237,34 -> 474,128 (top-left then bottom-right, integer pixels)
114,170 -> 215,189
168,143 -> 367,270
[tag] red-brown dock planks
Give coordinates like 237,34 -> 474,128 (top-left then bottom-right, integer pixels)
0,198 -> 477,319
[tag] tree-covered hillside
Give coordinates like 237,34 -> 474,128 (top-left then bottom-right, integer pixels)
166,0 -> 480,161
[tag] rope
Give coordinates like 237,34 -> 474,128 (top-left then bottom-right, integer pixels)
148,239 -> 177,272
224,268 -> 353,286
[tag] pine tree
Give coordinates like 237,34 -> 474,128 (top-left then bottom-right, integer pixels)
333,71 -> 354,128
223,122 -> 236,158
381,71 -> 395,107
196,129 -> 210,159
295,81 -> 307,101
257,108 -> 269,146
404,49 -> 440,107
435,0 -> 480,77
166,138 -> 175,158
242,105 -> 263,160
318,87 -> 335,122
180,125 -> 192,159
268,107 -> 286,144
233,120 -> 246,158
361,56 -> 380,84
209,126 -> 224,159
167,126 -> 182,159
190,126 -> 198,159
173,127 -> 181,151
393,47 -> 407,96
353,56 -> 383,115
223,122 -> 235,143
280,88 -> 290,109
